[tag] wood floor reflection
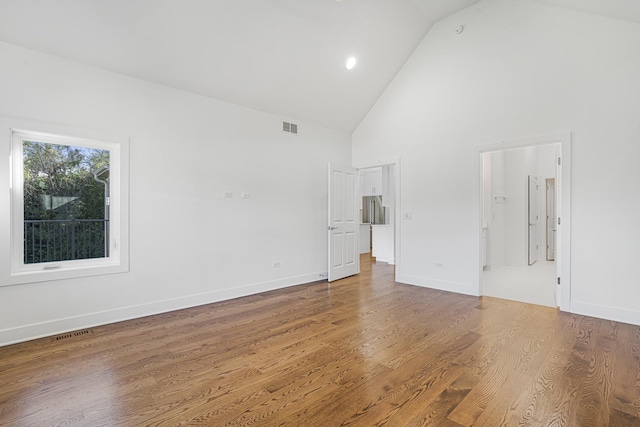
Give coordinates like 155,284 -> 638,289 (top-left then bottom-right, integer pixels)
1,254 -> 639,426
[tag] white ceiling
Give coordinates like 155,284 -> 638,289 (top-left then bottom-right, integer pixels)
535,0 -> 640,25
0,0 -> 481,132
0,0 -> 638,132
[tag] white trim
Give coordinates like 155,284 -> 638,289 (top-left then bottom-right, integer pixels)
0,117 -> 130,286
396,274 -> 475,296
0,271 -> 325,347
353,158 -> 401,282
475,132 -> 572,311
571,300 -> 640,327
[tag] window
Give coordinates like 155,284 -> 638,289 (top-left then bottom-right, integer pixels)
3,123 -> 129,285
22,139 -> 110,264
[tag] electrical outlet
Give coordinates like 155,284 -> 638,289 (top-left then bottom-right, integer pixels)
241,192 -> 250,199
273,261 -> 280,268
435,262 -> 445,269
403,212 -> 412,220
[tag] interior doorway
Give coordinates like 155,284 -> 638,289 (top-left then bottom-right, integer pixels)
481,144 -> 559,307
478,132 -> 571,310
357,165 -> 396,265
353,159 -> 400,280
328,159 -> 401,283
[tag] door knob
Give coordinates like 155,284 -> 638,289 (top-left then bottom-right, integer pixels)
328,226 -> 338,230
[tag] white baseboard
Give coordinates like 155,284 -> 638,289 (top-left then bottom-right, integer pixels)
396,274 -> 477,296
0,272 -> 326,347
570,300 -> 640,326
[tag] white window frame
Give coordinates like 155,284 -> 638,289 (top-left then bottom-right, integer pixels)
1,119 -> 129,286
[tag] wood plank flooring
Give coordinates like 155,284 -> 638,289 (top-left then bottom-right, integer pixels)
1,254 -> 640,426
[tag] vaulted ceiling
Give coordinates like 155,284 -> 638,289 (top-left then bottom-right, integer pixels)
0,0 -> 638,132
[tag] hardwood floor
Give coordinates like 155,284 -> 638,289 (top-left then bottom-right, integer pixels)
1,255 -> 639,426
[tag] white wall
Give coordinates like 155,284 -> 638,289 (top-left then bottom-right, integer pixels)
484,152 -> 505,268
503,149 -> 527,266
0,42 -> 351,346
352,0 -> 640,324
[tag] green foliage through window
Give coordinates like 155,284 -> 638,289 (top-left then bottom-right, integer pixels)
23,141 -> 110,263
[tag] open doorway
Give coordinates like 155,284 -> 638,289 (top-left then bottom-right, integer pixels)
358,165 -> 396,265
328,159 -> 400,282
481,144 -> 558,307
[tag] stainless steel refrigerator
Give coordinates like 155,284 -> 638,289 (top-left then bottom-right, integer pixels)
362,195 -> 385,224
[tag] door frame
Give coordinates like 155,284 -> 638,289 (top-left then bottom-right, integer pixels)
353,158 -> 401,282
527,175 -> 539,266
476,132 -> 571,311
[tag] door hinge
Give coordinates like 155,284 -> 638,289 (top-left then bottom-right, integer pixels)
557,157 -> 561,166
558,217 -> 561,225
557,277 -> 561,285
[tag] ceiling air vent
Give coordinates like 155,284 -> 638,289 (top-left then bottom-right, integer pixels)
282,121 -> 298,135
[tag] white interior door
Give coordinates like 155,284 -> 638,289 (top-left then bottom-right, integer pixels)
528,175 -> 539,266
328,164 -> 359,282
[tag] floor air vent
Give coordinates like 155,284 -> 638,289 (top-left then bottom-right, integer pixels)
53,329 -> 91,341
282,121 -> 298,135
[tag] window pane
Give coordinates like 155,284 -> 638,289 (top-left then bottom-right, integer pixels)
22,141 -> 110,264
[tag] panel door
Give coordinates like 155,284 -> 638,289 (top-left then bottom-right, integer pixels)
328,164 -> 359,281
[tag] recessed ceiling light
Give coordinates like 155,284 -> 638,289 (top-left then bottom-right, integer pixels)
346,57 -> 357,70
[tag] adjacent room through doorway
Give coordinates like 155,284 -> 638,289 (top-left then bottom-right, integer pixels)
481,144 -> 559,307
357,165 -> 396,266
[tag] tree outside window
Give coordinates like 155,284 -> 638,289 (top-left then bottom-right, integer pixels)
2,123 -> 128,286
22,141 -> 110,264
